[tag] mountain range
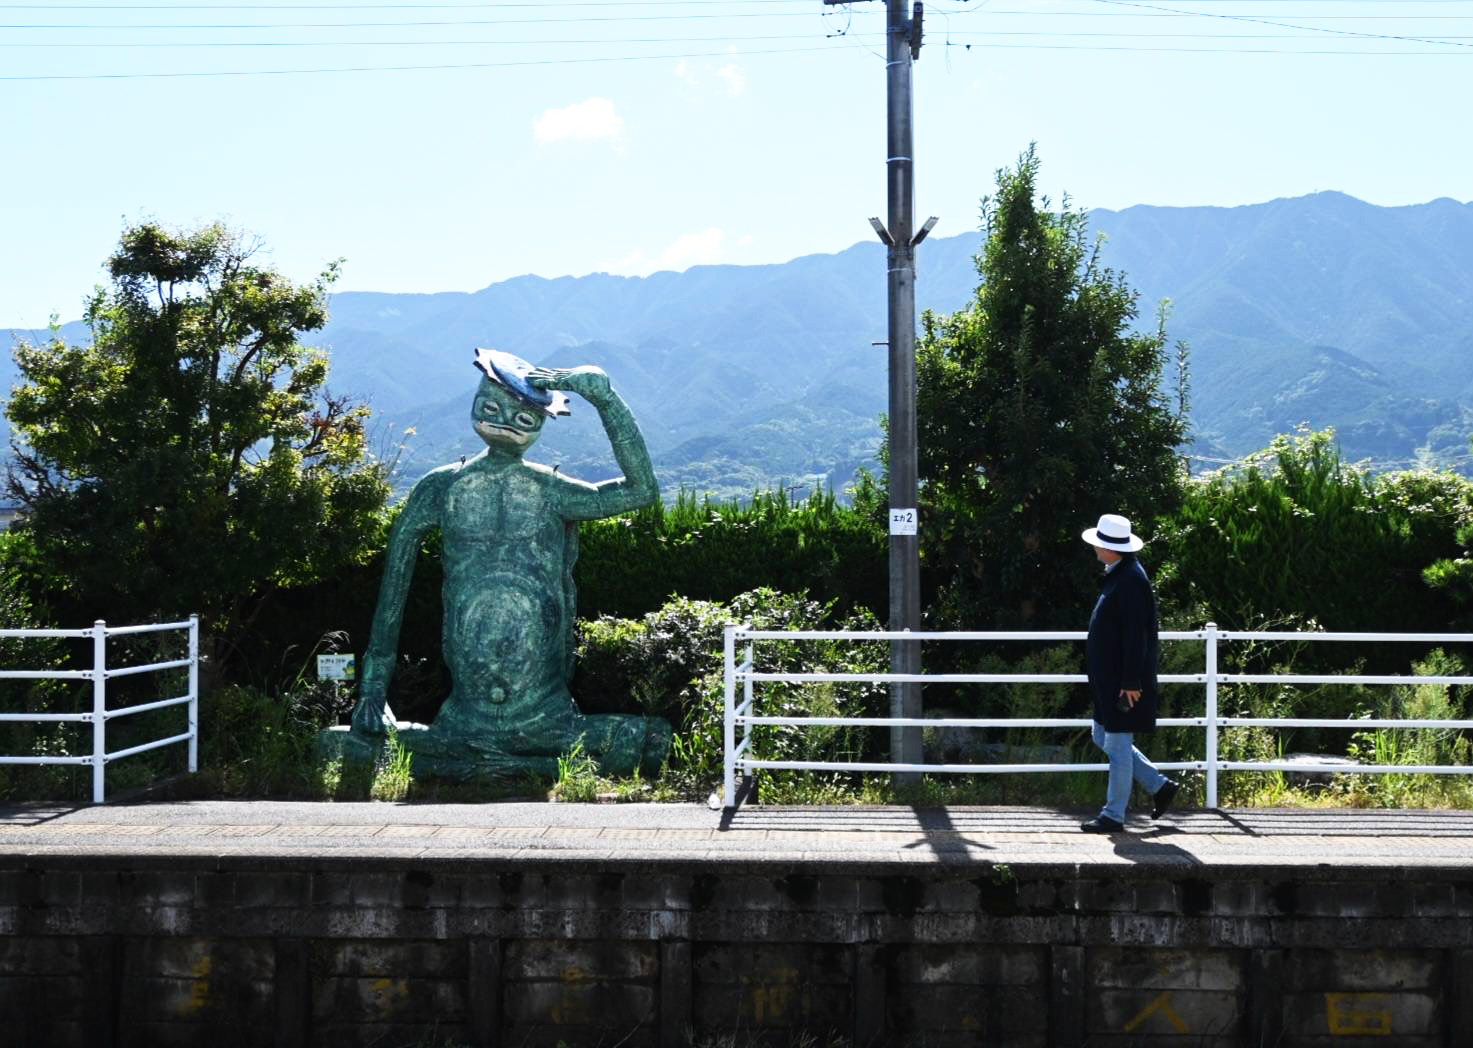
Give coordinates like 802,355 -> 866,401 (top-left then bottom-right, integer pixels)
5,191 -> 1472,499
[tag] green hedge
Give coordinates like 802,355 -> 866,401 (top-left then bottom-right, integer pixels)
574,487 -> 887,620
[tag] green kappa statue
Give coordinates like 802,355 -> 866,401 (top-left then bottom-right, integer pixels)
332,348 -> 671,780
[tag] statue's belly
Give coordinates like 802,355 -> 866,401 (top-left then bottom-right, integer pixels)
439,467 -> 570,702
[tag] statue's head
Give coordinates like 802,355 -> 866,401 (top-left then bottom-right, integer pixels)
470,348 -> 569,454
472,377 -> 545,453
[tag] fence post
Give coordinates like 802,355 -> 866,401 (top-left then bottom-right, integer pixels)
91,620 -> 107,804
188,614 -> 199,773
1205,622 -> 1219,809
723,624 -> 736,809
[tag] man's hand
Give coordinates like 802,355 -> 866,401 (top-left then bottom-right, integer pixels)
1119,688 -> 1142,708
528,365 -> 612,406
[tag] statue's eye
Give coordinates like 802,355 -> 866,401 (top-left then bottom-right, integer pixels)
482,401 -> 501,418
514,411 -> 538,428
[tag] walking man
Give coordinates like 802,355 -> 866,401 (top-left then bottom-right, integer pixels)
1080,513 -> 1179,833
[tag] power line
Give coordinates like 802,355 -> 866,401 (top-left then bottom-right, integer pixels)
943,38 -> 1471,53
931,6 -> 1473,16
0,33 -> 824,47
8,0 -> 1468,4
0,1 -> 813,6
1090,0 -> 1473,48
1,13 -> 826,29
10,28 -> 1473,48
5,34 -> 1465,74
0,41 -> 841,79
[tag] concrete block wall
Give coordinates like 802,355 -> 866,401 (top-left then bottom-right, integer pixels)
0,857 -> 1470,1047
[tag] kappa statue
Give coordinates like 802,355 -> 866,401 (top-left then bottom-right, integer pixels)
329,349 -> 671,780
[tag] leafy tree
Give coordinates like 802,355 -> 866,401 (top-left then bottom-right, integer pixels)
5,223 -> 389,655
916,146 -> 1189,630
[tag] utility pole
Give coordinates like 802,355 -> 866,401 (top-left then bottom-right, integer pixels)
825,0 -> 936,777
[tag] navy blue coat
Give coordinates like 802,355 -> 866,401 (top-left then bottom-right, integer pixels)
1086,555 -> 1160,733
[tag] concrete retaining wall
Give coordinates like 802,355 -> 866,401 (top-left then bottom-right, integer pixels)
2,857 -> 1471,1046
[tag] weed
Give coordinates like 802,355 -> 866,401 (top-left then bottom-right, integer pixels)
318,755 -> 344,797
554,735 -> 600,803
370,726 -> 414,802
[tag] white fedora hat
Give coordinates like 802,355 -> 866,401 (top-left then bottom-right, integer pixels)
1082,513 -> 1145,553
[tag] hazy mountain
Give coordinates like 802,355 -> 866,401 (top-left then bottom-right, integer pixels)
5,192 -> 1471,499
1087,191 -> 1473,470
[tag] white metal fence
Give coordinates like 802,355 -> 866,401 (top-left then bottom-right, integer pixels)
0,617 -> 199,803
722,623 -> 1473,810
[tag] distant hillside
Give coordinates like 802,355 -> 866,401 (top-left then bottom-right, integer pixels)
5,192 -> 1471,499
1087,192 -> 1473,471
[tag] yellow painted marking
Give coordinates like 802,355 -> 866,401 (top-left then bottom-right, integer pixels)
752,984 -> 793,1024
1326,993 -> 1394,1036
186,953 -> 212,1014
560,965 -> 587,982
1124,991 -> 1190,1034
369,977 -> 409,1017
551,991 -> 590,1025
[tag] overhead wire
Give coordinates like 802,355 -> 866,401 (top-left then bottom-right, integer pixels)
941,38 -> 1471,52
0,1 -> 815,6
4,14 -> 830,29
4,0 -> 1470,78
0,33 -> 829,47
1089,0 -> 1473,49
12,26 -> 1468,48
0,42 -> 846,79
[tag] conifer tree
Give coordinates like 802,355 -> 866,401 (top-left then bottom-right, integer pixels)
916,147 -> 1188,629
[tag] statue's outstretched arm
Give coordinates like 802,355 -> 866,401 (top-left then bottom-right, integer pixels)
349,471 -> 446,733
530,366 -> 659,520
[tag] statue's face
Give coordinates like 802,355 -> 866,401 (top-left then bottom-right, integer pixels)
472,379 -> 545,452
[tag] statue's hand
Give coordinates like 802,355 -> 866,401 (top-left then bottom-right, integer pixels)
350,659 -> 397,734
529,365 -> 612,406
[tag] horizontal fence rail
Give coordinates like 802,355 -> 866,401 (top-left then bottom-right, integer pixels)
722,623 -> 1473,811
0,616 -> 199,803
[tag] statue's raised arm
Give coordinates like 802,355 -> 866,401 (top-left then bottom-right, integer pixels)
526,364 -> 658,519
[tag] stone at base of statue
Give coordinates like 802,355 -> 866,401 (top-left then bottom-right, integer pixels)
316,714 -> 673,784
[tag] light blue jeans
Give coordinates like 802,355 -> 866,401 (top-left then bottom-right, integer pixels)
1091,722 -> 1167,823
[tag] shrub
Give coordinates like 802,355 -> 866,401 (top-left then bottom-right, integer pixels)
575,588 -> 888,797
575,488 -> 886,621
0,532 -> 81,800
197,680 -> 350,798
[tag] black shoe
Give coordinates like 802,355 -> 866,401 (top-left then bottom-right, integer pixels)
1151,780 -> 1180,820
1080,815 -> 1125,834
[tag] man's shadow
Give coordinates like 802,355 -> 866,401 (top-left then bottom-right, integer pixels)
1110,824 -> 1203,865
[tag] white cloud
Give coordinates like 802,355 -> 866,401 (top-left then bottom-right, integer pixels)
659,228 -> 727,270
673,59 -> 699,87
611,228 -> 730,275
532,97 -> 624,144
716,63 -> 748,97
673,58 -> 748,97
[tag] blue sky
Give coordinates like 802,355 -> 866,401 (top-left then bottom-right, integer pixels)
2,0 -> 1470,329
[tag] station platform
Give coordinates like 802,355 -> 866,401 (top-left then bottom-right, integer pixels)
3,798 -> 1471,868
